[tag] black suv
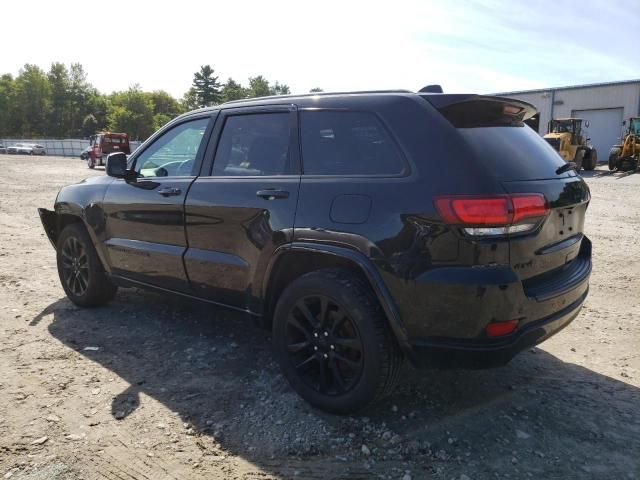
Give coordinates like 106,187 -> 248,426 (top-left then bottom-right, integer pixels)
39,90 -> 591,413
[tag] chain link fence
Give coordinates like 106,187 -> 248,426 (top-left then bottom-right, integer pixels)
1,139 -> 142,157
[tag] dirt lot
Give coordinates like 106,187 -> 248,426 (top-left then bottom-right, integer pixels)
0,155 -> 639,480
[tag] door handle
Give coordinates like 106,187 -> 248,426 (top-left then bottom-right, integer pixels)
157,187 -> 182,197
256,189 -> 289,200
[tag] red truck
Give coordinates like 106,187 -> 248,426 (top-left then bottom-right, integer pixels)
86,132 -> 131,168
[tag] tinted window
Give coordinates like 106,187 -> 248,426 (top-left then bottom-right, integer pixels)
300,111 -> 405,176
458,126 -> 569,180
213,113 -> 291,176
135,117 -> 209,177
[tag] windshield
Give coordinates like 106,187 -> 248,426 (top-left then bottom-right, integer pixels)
630,119 -> 640,135
551,121 -> 574,133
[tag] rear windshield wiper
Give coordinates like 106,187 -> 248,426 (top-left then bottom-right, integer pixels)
556,162 -> 577,175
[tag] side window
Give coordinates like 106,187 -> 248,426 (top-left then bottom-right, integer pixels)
212,113 -> 291,176
135,117 -> 209,177
300,110 -> 405,176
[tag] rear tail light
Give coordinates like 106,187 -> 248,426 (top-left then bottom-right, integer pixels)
434,194 -> 549,237
486,319 -> 519,337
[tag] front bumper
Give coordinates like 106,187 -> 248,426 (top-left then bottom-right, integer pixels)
38,208 -> 58,247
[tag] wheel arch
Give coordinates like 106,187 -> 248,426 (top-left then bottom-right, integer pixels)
262,243 -> 413,359
39,208 -> 111,274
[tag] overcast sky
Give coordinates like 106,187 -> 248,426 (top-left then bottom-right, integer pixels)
2,0 -> 638,98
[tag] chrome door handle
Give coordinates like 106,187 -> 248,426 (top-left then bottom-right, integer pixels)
256,189 -> 289,200
157,187 -> 182,196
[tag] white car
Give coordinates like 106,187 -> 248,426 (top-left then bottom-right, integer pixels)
7,143 -> 46,155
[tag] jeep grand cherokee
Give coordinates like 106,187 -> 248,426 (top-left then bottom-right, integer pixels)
39,90 -> 591,413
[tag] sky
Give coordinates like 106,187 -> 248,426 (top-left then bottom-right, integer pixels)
1,0 -> 638,98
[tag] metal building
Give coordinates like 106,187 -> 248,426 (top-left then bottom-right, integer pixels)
497,79 -> 640,158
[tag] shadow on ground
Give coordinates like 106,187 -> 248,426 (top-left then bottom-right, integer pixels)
37,290 -> 640,479
580,168 -> 637,179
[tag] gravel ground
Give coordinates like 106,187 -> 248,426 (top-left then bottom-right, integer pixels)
0,155 -> 639,480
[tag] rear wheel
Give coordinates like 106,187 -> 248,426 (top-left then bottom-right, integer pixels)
583,148 -> 597,171
608,147 -> 621,171
272,268 -> 403,414
56,223 -> 117,307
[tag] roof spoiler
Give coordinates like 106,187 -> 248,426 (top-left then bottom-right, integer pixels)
422,94 -> 538,127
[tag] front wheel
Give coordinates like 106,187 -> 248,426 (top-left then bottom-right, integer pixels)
87,157 -> 95,169
56,223 -> 117,307
583,149 -> 597,171
609,147 -> 621,171
272,269 -> 403,414
573,149 -> 585,171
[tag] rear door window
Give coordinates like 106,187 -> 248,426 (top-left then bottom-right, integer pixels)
212,113 -> 292,176
300,110 -> 406,176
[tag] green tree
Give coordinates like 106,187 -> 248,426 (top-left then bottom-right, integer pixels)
192,65 -> 221,107
12,64 -> 51,136
270,81 -> 290,95
148,90 -> 182,118
247,75 -> 271,98
67,63 -> 93,136
221,78 -> 246,103
47,62 -> 70,137
81,114 -> 97,137
0,74 -> 14,136
85,91 -> 109,133
180,87 -> 199,111
309,87 -> 324,93
107,85 -> 155,140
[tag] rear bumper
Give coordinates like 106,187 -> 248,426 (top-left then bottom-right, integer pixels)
408,287 -> 587,368
398,237 -> 591,368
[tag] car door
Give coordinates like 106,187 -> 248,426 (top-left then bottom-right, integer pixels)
102,114 -> 215,291
185,105 -> 300,311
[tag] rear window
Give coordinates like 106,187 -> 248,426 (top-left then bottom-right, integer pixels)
300,110 -> 405,176
458,126 -> 570,180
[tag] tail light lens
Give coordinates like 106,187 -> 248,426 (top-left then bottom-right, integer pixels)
434,194 -> 549,237
486,319 -> 519,337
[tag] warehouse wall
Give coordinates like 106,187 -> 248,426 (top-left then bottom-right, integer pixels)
500,81 -> 640,137
552,83 -> 640,122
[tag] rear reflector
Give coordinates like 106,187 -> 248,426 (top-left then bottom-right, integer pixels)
434,194 -> 549,237
486,320 -> 519,337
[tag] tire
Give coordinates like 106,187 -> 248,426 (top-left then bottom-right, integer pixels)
272,268 -> 403,414
583,148 -> 597,171
56,223 -> 117,307
609,147 -> 621,171
87,157 -> 95,169
573,149 -> 584,171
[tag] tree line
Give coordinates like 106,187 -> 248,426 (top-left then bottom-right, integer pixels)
0,63 -> 321,140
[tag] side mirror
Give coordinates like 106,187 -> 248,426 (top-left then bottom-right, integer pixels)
587,137 -> 591,141
106,152 -> 130,179
622,120 -> 627,126
584,121 -> 590,128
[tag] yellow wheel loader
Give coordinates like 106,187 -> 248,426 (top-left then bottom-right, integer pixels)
543,118 -> 597,171
608,117 -> 640,172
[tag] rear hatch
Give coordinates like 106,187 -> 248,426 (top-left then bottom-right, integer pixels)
424,95 -> 591,297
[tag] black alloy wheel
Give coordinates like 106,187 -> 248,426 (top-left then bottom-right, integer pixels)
60,236 -> 90,296
273,268 -> 403,414
56,223 -> 117,307
285,294 -> 364,396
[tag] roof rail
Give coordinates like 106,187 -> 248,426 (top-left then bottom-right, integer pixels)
221,89 -> 413,105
